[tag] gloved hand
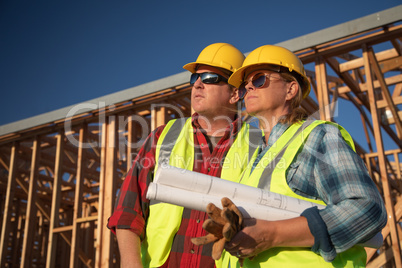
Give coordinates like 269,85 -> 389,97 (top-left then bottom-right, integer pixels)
191,197 -> 244,264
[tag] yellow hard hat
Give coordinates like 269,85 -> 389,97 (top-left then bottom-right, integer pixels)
228,45 -> 311,98
183,43 -> 245,74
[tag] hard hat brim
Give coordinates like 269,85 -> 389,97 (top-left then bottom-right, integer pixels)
228,64 -> 253,88
183,61 -> 235,74
182,62 -> 198,73
229,63 -> 311,98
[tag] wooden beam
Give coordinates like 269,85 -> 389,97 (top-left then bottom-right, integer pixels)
392,151 -> 402,193
0,142 -> 19,266
95,116 -> 117,267
127,114 -> 135,173
367,48 -> 402,139
21,137 -> 41,267
94,119 -> 107,267
151,104 -> 166,131
363,44 -> 402,267
9,151 -> 97,267
12,203 -> 23,266
315,56 -> 332,120
70,125 -> 88,268
46,132 -> 64,268
339,48 -> 399,72
377,96 -> 402,109
328,57 -> 402,148
337,74 -> 402,95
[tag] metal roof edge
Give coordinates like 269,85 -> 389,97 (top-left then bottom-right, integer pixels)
275,5 -> 402,52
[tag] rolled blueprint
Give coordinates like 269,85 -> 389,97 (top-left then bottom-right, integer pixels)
152,165 -> 325,213
147,165 -> 383,249
147,182 -> 300,220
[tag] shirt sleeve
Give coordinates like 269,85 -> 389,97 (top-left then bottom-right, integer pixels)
107,125 -> 165,240
291,123 -> 387,260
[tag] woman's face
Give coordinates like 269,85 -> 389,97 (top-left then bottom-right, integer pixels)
243,70 -> 290,118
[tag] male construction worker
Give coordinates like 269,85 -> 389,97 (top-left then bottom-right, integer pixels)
107,43 -> 262,267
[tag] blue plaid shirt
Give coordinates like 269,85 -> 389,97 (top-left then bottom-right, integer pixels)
253,121 -> 387,261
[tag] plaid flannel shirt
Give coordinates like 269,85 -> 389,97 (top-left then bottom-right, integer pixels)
254,121 -> 387,261
108,113 -> 244,267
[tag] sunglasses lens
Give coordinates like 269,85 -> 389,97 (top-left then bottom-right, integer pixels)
190,72 -> 227,85
238,73 -> 267,99
201,73 -> 219,84
190,73 -> 199,85
252,75 -> 267,88
238,84 -> 247,99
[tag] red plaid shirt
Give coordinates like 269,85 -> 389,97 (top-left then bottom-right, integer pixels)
108,114 -> 243,268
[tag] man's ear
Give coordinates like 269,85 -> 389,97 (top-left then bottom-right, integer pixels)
286,81 -> 299,101
229,88 -> 240,104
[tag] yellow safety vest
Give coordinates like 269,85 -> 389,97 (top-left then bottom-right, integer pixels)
141,117 -> 262,267
218,120 -> 366,268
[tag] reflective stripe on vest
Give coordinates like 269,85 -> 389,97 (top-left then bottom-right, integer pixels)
142,118 -> 262,267
219,120 -> 366,268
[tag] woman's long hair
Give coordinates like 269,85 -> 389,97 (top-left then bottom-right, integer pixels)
278,71 -> 309,125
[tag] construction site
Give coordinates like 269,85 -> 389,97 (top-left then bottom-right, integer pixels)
0,5 -> 402,268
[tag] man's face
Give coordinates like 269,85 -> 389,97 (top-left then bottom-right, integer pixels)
191,65 -> 238,119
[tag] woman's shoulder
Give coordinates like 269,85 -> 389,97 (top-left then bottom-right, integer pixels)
309,121 -> 344,136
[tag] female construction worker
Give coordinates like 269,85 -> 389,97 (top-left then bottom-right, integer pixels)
216,45 -> 387,267
107,43 -> 262,267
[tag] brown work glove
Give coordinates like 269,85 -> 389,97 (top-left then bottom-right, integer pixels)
191,197 -> 244,264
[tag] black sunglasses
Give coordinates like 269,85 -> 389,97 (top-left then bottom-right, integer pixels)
190,72 -> 228,85
238,73 -> 281,99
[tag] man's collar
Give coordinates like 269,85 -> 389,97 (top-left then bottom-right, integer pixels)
191,112 -> 242,136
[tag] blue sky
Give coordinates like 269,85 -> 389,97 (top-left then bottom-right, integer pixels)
0,0 -> 400,147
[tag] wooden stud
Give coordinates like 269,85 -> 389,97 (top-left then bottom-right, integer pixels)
94,118 -> 108,267
367,48 -> 402,139
96,116 -> 117,267
127,114 -> 134,173
12,205 -> 23,267
363,44 -> 402,268
21,137 -> 41,267
0,142 -> 19,266
70,125 -> 87,267
46,132 -> 65,268
315,56 -> 332,121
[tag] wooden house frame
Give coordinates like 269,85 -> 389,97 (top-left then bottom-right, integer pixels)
1,5 -> 401,267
